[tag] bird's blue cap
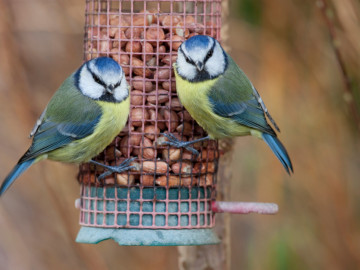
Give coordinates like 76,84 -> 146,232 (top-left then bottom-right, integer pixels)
184,35 -> 213,51
93,57 -> 121,74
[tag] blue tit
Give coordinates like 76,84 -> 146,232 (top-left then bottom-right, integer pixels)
166,35 -> 293,174
0,57 -> 133,195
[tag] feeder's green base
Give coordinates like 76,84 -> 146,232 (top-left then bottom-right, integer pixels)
76,227 -> 220,246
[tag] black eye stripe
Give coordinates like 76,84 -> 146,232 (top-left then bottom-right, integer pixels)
180,46 -> 195,65
91,72 -> 106,87
114,81 -> 121,88
204,40 -> 216,63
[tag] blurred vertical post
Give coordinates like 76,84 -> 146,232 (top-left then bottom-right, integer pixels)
317,0 -> 360,130
177,0 -> 232,268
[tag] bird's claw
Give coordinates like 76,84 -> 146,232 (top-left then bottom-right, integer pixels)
159,133 -> 200,156
97,157 -> 137,181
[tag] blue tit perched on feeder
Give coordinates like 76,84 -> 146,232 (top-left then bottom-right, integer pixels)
0,57 -> 134,195
165,35 -> 293,174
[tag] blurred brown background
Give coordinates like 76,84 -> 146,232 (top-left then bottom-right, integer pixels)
1,0 -> 360,269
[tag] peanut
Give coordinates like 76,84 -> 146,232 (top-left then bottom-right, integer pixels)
130,90 -> 143,106
146,57 -> 156,67
162,80 -> 176,92
105,145 -> 122,161
185,15 -> 195,24
130,107 -> 149,127
144,125 -> 160,140
205,21 -> 217,37
113,29 -> 127,48
154,69 -> 171,80
197,149 -> 219,161
160,15 -> 181,27
148,109 -> 166,130
132,15 -> 150,26
139,9 -> 158,25
182,151 -> 197,161
141,174 -> 155,186
140,137 -> 156,159
176,121 -> 192,136
173,22 -> 190,38
116,173 -> 135,185
94,14 -> 107,25
171,161 -> 192,174
142,41 -> 154,61
162,109 -> 179,132
146,26 -> 165,46
110,49 -> 130,66
142,161 -> 168,174
162,148 -> 181,163
194,162 -> 216,174
155,175 -> 180,187
125,41 -> 142,53
129,132 -> 142,146
166,98 -> 182,111
81,173 -> 96,184
161,55 -> 178,66
104,176 -> 115,185
125,27 -> 143,39
131,57 -> 152,77
199,174 -> 214,186
158,45 -> 166,53
147,89 -> 169,104
132,76 -> 153,92
110,15 -> 130,27
119,136 -> 133,157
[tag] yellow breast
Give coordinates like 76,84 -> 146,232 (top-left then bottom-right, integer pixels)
49,97 -> 130,163
174,67 -> 226,138
174,66 -> 251,139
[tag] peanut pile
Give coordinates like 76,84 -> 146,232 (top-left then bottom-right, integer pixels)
80,11 -> 219,188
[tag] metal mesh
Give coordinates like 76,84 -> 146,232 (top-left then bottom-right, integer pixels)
78,0 -> 222,229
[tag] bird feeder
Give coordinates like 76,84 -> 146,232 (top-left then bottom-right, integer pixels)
76,0 -> 277,246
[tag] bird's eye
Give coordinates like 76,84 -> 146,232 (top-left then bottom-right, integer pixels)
92,74 -> 102,84
185,56 -> 192,64
114,82 -> 121,88
207,50 -> 213,59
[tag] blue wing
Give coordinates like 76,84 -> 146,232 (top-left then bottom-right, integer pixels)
20,75 -> 102,163
20,115 -> 101,163
209,94 -> 275,136
208,56 -> 276,136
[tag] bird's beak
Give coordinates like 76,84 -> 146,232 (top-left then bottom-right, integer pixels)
107,85 -> 115,94
195,61 -> 204,71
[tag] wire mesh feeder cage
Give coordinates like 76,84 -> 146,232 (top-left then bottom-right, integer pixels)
76,0 -> 222,246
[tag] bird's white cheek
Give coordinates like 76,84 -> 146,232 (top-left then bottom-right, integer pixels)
80,82 -> 104,99
177,57 -> 197,80
79,66 -> 104,99
114,76 -> 129,102
205,45 -> 226,77
205,59 -> 224,78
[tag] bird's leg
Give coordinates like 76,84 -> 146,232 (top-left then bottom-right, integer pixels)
89,157 -> 136,181
158,133 -> 211,156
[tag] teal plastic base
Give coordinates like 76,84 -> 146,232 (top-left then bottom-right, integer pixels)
76,227 -> 220,246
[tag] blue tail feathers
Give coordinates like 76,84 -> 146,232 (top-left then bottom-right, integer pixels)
262,133 -> 293,174
0,159 -> 35,196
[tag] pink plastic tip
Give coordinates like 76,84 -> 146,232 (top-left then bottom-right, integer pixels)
211,201 -> 279,215
75,198 -> 81,209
